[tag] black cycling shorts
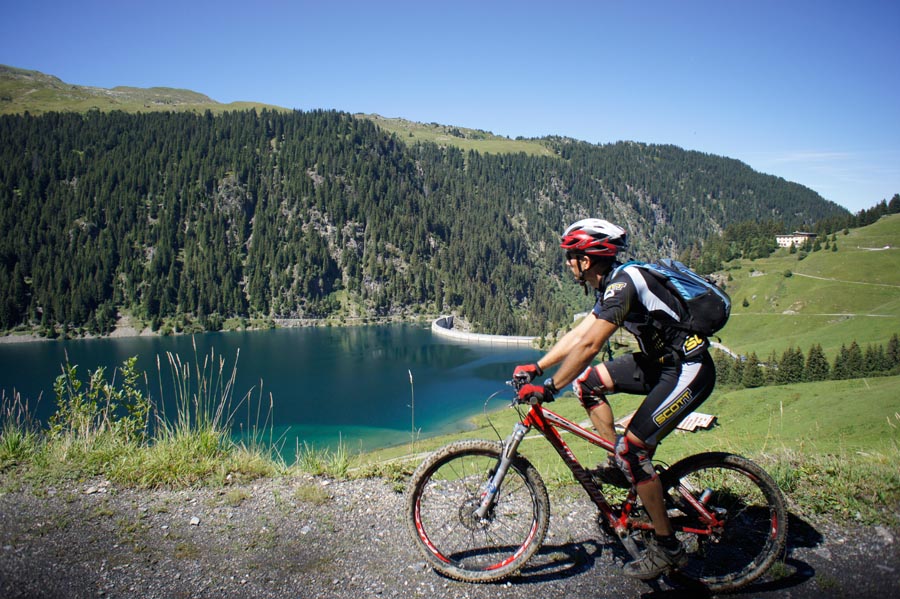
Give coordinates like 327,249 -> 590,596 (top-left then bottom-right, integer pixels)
604,351 -> 716,446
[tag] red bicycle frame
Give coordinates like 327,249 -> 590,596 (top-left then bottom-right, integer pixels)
519,403 -> 725,546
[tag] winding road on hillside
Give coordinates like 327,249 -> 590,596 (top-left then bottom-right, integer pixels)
791,272 -> 900,289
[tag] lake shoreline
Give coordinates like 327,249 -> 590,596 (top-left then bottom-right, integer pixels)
0,324 -> 158,344
0,313 -> 445,345
0,312 -> 539,347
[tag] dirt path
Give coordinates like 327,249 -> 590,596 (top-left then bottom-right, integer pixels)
1,476 -> 898,599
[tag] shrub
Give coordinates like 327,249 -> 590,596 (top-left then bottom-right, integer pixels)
49,356 -> 150,445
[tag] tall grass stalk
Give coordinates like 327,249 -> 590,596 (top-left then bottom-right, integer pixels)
156,337 -> 243,438
236,388 -> 289,473
127,339 -> 278,486
0,390 -> 40,467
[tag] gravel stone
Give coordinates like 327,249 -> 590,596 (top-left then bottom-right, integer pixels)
1,475 -> 898,598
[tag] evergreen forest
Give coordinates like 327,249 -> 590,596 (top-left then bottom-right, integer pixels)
0,109 -> 849,337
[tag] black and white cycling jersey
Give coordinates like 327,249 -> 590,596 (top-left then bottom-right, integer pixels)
592,262 -> 709,362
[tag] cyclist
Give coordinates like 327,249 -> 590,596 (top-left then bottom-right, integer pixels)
513,218 -> 716,580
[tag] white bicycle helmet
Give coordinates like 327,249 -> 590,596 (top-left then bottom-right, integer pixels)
560,218 -> 627,257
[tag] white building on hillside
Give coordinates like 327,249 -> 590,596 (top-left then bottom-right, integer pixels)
776,231 -> 817,248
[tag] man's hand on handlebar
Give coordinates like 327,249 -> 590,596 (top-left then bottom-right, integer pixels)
513,363 -> 543,384
517,382 -> 555,405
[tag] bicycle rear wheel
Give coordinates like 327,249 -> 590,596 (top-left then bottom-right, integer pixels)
660,452 -> 788,593
406,440 -> 550,583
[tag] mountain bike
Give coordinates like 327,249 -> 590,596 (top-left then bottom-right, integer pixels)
405,382 -> 788,593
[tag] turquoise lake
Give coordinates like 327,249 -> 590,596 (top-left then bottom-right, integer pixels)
0,325 -> 542,459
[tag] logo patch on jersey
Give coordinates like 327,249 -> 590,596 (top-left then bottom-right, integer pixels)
653,388 -> 693,426
603,282 -> 626,300
683,334 -> 704,353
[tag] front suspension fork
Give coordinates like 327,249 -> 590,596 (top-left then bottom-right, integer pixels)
474,422 -> 529,520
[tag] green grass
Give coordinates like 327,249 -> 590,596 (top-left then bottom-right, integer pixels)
294,439 -> 353,479
679,377 -> 899,454
293,482 -> 331,505
366,375 -> 900,465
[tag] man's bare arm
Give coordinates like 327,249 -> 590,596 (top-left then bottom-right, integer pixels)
548,316 -> 618,389
536,313 -> 598,373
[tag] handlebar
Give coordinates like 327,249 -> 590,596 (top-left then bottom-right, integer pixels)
506,378 -> 549,406
507,378 -> 524,391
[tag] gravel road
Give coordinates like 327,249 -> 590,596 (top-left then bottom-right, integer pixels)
1,475 -> 898,598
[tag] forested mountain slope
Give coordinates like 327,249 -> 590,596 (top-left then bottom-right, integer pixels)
0,107 -> 848,336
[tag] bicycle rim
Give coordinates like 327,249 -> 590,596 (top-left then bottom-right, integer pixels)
661,452 -> 788,593
406,440 -> 550,583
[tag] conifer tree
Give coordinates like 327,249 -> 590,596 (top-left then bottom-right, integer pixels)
765,350 -> 779,385
831,344 -> 850,380
712,349 -> 735,386
731,354 -> 745,384
845,341 -> 864,376
776,346 -> 805,384
741,353 -> 765,388
863,343 -> 887,375
887,333 -> 900,370
804,343 -> 830,381
0,109 -> 854,337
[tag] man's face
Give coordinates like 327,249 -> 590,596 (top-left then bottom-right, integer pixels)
566,251 -> 589,279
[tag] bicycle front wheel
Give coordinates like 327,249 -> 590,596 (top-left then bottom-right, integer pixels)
660,452 -> 788,593
406,440 -> 550,583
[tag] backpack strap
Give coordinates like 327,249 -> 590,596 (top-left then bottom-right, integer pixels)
610,259 -> 643,279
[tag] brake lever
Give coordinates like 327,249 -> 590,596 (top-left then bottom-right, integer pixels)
506,379 -> 523,407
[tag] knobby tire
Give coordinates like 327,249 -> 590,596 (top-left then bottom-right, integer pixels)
659,452 -> 788,593
405,440 -> 550,583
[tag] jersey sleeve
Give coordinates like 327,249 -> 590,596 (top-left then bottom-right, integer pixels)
592,271 -> 636,326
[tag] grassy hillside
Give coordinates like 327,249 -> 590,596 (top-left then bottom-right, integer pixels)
369,374 -> 899,465
360,114 -> 556,157
669,376 -> 899,455
718,213 -> 900,359
0,64 -> 283,115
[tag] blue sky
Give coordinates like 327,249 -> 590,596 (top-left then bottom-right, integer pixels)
2,0 -> 898,213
